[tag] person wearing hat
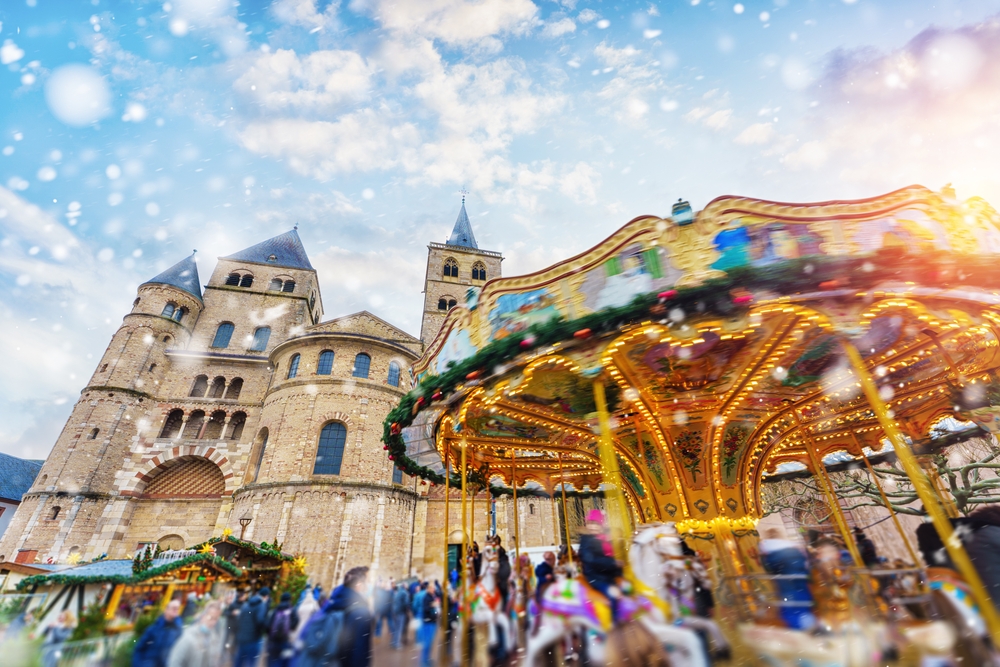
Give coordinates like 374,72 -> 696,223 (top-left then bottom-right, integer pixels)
235,587 -> 271,667
265,591 -> 299,667
579,509 -> 623,621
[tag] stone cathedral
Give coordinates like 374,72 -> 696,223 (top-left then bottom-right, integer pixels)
0,203 -> 571,587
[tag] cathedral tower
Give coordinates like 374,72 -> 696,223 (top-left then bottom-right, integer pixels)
419,199 -> 503,346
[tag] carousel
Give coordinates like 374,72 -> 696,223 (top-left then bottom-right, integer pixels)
385,185 -> 1000,666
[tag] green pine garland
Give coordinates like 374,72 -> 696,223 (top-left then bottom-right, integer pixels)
17,553 -> 243,591
189,536 -> 294,562
383,251 -> 1000,485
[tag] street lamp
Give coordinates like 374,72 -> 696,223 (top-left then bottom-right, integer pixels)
239,513 -> 252,540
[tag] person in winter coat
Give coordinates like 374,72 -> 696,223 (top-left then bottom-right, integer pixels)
235,587 -> 271,667
373,580 -> 392,638
181,592 -> 199,623
418,586 -> 440,667
167,601 -> 223,667
759,528 -> 815,631
534,552 -> 555,605
494,537 -> 511,608
965,505 -> 1000,611
853,527 -> 879,567
293,588 -> 320,645
327,566 -> 373,667
579,510 -> 623,608
133,600 -> 183,667
265,592 -> 300,667
223,590 -> 247,663
41,610 -> 76,667
390,583 -> 409,649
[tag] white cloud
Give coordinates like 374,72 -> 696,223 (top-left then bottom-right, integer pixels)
272,0 -> 339,31
0,39 -> 24,65
542,17 -> 576,39
703,109 -> 732,130
735,122 -> 775,144
782,140 -> 828,169
578,9 -> 599,23
238,111 -> 421,179
167,0 -> 248,57
234,49 -> 373,110
367,0 -> 539,47
559,162 -> 600,205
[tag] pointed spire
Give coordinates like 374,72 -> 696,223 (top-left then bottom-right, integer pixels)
223,228 -> 314,270
142,252 -> 203,301
446,200 -> 478,250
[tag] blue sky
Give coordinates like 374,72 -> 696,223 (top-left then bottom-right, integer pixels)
2,0 -> 999,459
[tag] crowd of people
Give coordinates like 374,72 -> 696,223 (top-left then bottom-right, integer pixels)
115,564 -> 451,667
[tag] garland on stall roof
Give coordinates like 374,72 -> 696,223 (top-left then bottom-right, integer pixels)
382,251 -> 1000,486
15,553 -> 243,591
189,535 -> 294,561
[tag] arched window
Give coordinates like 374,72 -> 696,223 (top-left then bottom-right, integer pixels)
149,363 -> 157,372
133,297 -> 140,308
161,303 -> 176,318
443,258 -> 458,278
172,307 -> 186,323
160,409 -> 184,438
309,292 -> 316,310
313,422 -> 348,475
211,323 -> 235,349
352,353 -> 371,379
268,278 -> 283,291
87,428 -> 99,440
529,504 -> 535,515
387,361 -> 401,387
317,350 -> 334,375
163,335 -> 172,344
100,363 -> 108,372
282,280 -> 296,293
249,327 -> 270,352
183,410 -> 205,439
287,354 -> 301,379
267,254 -> 277,262
448,299 -> 457,309
250,429 -> 268,483
203,411 -> 226,440
239,274 -> 254,288
393,466 -> 402,485
438,298 -> 448,310
224,378 -> 243,400
190,375 -> 209,397
208,377 -> 226,398
472,262 -> 486,281
50,506 -> 61,521
228,411 -> 247,440
225,273 -> 241,286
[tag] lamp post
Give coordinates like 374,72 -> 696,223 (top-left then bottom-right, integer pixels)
239,512 -> 252,540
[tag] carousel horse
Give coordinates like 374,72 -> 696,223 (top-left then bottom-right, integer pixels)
524,525 -> 708,667
509,553 -> 535,649
630,523 -> 732,658
470,544 -> 513,667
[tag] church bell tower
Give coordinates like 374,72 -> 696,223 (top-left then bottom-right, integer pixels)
419,198 -> 503,346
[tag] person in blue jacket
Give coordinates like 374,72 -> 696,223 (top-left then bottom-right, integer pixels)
133,599 -> 183,667
326,566 -> 374,667
234,587 -> 271,667
759,528 -> 815,630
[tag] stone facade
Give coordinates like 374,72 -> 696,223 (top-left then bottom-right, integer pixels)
419,243 -> 503,346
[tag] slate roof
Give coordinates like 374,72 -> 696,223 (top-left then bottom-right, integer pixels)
142,253 -> 203,301
0,452 -> 43,503
446,201 -> 478,249
222,229 -> 314,271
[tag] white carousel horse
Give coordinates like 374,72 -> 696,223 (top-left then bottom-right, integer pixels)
629,522 -> 732,658
524,526 -> 708,667
470,544 -> 513,667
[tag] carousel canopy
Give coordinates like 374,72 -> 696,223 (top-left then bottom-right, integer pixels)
384,185 -> 1000,526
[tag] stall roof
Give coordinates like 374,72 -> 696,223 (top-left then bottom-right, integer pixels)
16,553 -> 242,590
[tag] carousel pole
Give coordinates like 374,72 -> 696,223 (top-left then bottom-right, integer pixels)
511,450 -> 520,560
592,379 -> 630,561
842,341 -> 1000,643
857,448 -> 921,566
793,411 -> 865,567
440,459 -> 450,667
460,440 -> 469,667
558,453 -> 573,563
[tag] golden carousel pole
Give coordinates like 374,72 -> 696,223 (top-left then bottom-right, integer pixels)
460,439 -> 469,667
842,341 -> 1000,643
857,447 -> 920,566
794,412 -> 865,568
558,453 -> 573,563
511,450 -> 520,560
593,379 -> 630,560
440,458 -> 451,667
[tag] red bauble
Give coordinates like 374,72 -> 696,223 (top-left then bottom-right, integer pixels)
658,290 -> 678,301
573,328 -> 592,339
